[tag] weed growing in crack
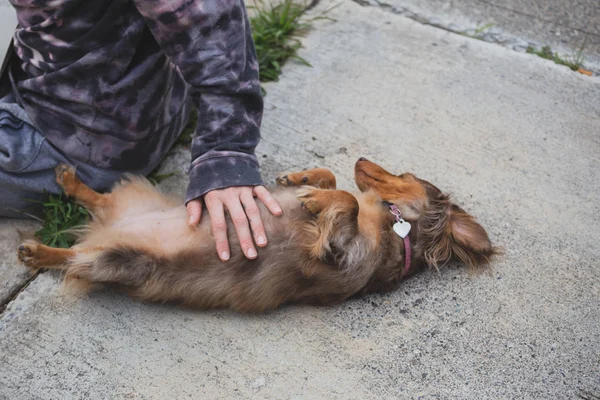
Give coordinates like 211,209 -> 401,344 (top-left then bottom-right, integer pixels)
251,0 -> 336,83
460,23 -> 494,40
526,37 -> 591,75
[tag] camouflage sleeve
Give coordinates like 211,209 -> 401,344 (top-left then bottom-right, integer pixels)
132,0 -> 264,203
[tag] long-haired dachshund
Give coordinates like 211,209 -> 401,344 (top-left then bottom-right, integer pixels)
16,159 -> 496,312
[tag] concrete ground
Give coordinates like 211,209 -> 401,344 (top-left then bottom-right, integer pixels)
356,0 -> 600,73
1,1 -> 599,399
0,1 -> 15,61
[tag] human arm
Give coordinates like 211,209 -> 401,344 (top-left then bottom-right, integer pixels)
132,0 -> 281,260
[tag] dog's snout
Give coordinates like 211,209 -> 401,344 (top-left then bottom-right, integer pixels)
358,157 -> 368,162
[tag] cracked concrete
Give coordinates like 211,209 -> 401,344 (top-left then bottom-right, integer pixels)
1,0 -> 599,399
0,219 -> 38,308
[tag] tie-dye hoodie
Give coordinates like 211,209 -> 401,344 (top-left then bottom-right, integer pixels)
8,0 -> 263,203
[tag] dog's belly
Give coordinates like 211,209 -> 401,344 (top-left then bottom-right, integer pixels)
111,206 -> 188,231
91,188 -> 304,258
106,206 -> 206,255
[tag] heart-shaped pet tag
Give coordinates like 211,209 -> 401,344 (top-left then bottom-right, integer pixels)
393,220 -> 411,238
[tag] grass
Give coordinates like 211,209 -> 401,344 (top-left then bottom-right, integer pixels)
251,0 -> 335,83
460,23 -> 591,76
34,0 -> 329,247
251,0 -> 313,82
526,41 -> 587,72
34,192 -> 89,248
460,23 -> 494,40
147,170 -> 177,185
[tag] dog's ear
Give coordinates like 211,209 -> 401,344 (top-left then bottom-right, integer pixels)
448,205 -> 495,268
420,196 -> 496,270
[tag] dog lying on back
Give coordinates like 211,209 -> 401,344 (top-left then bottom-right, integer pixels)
17,159 -> 496,312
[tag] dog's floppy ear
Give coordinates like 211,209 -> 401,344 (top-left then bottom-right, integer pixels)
419,196 -> 496,270
448,204 -> 495,268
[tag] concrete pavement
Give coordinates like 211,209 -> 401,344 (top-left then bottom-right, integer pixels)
355,0 -> 600,73
1,1 -> 599,399
0,1 -> 15,61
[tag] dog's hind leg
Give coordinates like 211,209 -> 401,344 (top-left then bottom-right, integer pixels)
55,164 -> 110,212
17,240 -> 76,269
55,247 -> 159,288
276,168 -> 337,189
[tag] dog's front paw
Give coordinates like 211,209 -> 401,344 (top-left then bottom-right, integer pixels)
17,241 -> 41,268
296,187 -> 327,216
276,172 -> 305,187
277,168 -> 336,189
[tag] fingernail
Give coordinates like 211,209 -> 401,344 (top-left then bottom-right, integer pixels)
247,248 -> 257,258
188,216 -> 194,226
257,236 -> 266,245
274,206 -> 283,215
221,251 -> 230,261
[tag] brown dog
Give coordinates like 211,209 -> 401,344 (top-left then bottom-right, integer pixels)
16,159 -> 496,311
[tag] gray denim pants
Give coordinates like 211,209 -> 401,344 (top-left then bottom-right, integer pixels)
0,95 -> 141,218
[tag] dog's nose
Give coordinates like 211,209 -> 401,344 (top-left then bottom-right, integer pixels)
358,157 -> 368,162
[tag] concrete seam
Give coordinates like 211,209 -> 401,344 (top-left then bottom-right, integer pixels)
349,0 -> 600,76
0,271 -> 39,315
475,0 -> 600,38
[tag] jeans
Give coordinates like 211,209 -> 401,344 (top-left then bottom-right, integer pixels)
0,102 -> 135,218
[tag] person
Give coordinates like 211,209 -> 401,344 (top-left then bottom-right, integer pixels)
0,0 -> 282,262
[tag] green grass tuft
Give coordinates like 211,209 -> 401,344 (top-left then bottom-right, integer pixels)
251,0 -> 312,82
526,44 -> 584,71
34,192 -> 89,248
148,170 -> 177,185
460,23 -> 494,40
250,0 -> 335,83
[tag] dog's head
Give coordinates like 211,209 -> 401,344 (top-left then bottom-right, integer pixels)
354,158 -> 496,269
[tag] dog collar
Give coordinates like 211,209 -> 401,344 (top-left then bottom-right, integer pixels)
384,202 -> 412,275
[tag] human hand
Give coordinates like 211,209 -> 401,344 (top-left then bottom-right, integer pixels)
186,186 -> 282,262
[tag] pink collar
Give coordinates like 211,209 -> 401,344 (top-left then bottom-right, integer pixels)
386,203 -> 412,275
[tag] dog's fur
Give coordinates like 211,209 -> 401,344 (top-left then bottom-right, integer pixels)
17,159 -> 496,312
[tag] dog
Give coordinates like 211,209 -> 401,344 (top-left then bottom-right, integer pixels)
16,159 -> 496,312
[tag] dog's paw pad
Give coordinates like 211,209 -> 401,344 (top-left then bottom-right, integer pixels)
296,188 -> 322,215
276,172 -> 311,187
55,163 -> 75,179
17,242 -> 40,267
276,174 -> 297,186
55,164 -> 78,192
276,174 -> 289,186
